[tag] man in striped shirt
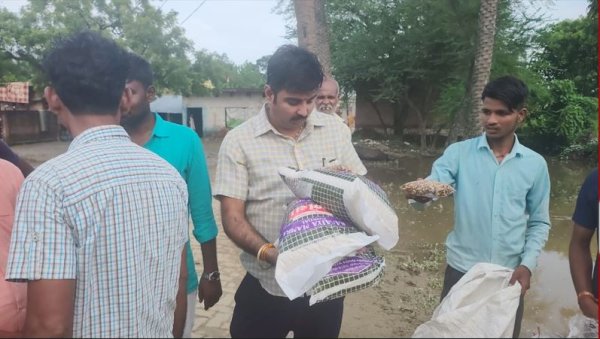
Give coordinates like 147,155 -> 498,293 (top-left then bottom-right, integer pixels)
5,31 -> 189,338
215,45 -> 366,338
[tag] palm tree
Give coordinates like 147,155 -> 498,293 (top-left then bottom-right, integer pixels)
446,0 -> 499,145
293,0 -> 332,75
467,0 -> 499,136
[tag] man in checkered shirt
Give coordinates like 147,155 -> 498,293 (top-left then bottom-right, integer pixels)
215,45 -> 366,338
5,31 -> 189,338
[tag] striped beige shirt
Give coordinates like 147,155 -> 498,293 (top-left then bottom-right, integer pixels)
214,105 -> 366,297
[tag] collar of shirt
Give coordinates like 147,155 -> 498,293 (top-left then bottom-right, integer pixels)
252,103 -> 327,138
476,133 -> 524,159
68,125 -> 130,151
151,113 -> 171,139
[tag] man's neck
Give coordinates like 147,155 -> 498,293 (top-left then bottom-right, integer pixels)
125,111 -> 156,146
68,114 -> 120,137
486,133 -> 516,157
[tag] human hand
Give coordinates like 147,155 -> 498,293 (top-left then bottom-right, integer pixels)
578,294 -> 599,320
264,246 -> 279,266
509,265 -> 531,295
198,276 -> 223,311
326,164 -> 351,172
403,178 -> 433,203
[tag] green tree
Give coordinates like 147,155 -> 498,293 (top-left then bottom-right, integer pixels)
532,14 -> 598,97
189,50 -> 264,96
0,0 -> 193,94
523,79 -> 597,153
327,0 -> 482,149
326,0 -> 543,149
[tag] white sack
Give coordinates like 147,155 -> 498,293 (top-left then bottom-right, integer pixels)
275,199 -> 378,300
278,167 -> 399,250
412,263 -> 521,338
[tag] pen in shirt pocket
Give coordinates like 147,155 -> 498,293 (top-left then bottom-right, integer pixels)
321,157 -> 338,167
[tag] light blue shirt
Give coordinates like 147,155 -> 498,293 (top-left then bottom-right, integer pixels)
427,133 -> 551,273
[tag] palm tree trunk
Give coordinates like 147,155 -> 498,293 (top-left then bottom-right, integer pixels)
293,0 -> 332,75
467,0 -> 499,136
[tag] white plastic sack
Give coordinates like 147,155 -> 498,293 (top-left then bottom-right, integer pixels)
412,263 -> 521,338
567,313 -> 598,338
275,199 -> 379,300
278,167 -> 399,250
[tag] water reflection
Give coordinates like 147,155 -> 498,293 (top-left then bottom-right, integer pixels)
364,155 -> 595,338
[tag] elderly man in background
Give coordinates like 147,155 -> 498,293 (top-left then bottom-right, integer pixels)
316,77 -> 341,117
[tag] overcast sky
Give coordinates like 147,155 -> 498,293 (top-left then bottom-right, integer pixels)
0,0 -> 592,65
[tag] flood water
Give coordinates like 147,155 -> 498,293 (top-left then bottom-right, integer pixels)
364,155 -> 596,338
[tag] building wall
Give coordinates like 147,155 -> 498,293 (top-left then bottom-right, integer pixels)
355,96 -> 395,129
184,92 -> 265,135
1,110 -> 58,144
355,95 -> 423,133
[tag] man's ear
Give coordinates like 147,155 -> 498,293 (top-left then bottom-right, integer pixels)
517,107 -> 527,124
264,85 -> 274,104
44,86 -> 63,115
118,86 -> 133,117
146,85 -> 156,102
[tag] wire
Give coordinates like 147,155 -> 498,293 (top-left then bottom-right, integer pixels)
179,0 -> 207,25
158,0 -> 169,10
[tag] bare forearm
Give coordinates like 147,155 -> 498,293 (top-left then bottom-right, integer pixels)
200,238 -> 219,273
0,330 -> 22,338
569,240 -> 594,294
173,250 -> 187,338
222,210 -> 269,257
24,280 -> 76,338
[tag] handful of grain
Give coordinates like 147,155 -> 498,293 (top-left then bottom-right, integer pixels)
400,179 -> 454,198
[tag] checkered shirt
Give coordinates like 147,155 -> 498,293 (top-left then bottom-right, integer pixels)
214,105 -> 366,297
5,126 -> 189,337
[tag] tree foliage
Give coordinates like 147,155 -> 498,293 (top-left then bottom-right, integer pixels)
0,0 -> 265,95
531,15 -> 598,97
326,0 -> 537,149
0,0 -> 193,93
189,50 -> 265,96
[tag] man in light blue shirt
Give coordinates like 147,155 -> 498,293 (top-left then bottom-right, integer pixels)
121,53 -> 221,338
407,76 -> 551,338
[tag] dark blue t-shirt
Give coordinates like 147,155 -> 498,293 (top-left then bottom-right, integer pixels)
572,168 -> 598,297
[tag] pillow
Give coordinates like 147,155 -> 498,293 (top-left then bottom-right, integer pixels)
308,246 -> 385,306
275,198 -> 379,300
278,167 -> 399,250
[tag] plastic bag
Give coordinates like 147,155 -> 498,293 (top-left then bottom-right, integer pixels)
567,313 -> 598,338
308,246 -> 385,305
278,167 -> 398,250
412,263 -> 521,338
275,199 -> 378,300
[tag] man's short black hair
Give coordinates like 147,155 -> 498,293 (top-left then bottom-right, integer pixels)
481,76 -> 529,111
42,31 -> 129,115
266,45 -> 324,95
127,52 -> 154,88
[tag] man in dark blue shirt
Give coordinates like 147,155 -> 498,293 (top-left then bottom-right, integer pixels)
569,168 -> 598,319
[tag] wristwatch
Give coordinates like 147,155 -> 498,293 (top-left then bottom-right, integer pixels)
203,271 -> 220,281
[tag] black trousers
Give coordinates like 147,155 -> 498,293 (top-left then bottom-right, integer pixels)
230,273 -> 344,338
440,265 -> 525,339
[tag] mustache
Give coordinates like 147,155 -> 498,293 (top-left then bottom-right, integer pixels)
291,116 -> 307,122
319,103 -> 335,112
